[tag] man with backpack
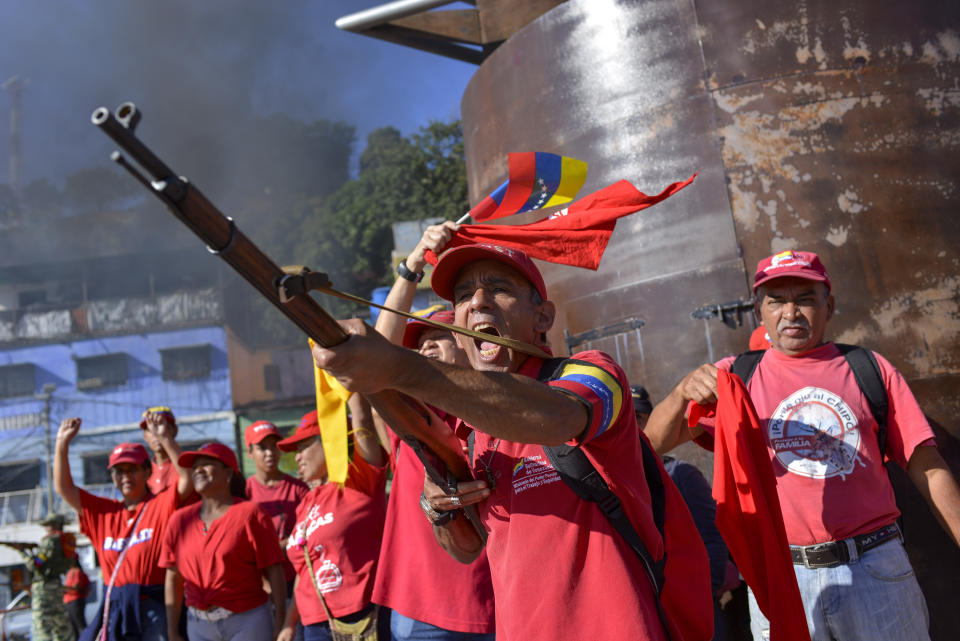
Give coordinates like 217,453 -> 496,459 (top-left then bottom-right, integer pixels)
644,250 -> 960,641
311,243 -> 714,641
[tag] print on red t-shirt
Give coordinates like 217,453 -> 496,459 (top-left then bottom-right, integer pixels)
286,455 -> 387,625
465,351 -> 710,641
159,499 -> 285,613
78,485 -> 180,587
691,342 -> 935,545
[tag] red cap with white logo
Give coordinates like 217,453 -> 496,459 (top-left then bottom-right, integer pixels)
108,442 -> 150,469
753,250 -> 831,293
245,420 -> 281,446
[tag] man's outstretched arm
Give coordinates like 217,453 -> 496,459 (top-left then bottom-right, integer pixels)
313,321 -> 588,446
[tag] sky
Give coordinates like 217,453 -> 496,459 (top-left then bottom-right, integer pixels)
0,0 -> 477,187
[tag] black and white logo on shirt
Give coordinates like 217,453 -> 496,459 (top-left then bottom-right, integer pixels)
768,386 -> 866,480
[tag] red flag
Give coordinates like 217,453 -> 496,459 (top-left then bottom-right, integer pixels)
427,175 -> 695,270
688,371 -> 810,641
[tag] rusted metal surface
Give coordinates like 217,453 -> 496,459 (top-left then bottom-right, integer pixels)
463,0 -> 960,432
462,1 -> 959,634
464,0 -> 752,401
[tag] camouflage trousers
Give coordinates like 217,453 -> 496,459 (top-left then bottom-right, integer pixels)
32,580 -> 77,641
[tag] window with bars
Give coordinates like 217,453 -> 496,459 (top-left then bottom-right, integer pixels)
0,364 -> 35,399
0,460 -> 41,493
161,345 -> 211,381
264,364 -> 281,392
76,353 -> 127,389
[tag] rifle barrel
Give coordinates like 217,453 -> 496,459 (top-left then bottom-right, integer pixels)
92,106 -> 176,181
90,103 -> 478,499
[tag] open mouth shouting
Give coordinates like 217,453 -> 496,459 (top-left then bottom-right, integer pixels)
473,322 -> 504,362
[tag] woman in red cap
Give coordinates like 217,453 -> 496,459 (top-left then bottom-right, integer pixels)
276,395 -> 388,641
159,442 -> 286,641
53,416 -> 193,641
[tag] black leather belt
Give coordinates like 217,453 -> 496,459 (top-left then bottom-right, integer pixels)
790,523 -> 901,569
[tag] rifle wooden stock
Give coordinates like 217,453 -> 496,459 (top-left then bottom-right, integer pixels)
92,103 -> 484,541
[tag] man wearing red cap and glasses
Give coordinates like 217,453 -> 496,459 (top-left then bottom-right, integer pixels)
311,243 -> 713,641
276,405 -> 389,641
645,250 -> 960,641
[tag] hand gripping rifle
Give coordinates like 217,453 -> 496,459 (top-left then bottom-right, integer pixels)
92,103 -> 486,544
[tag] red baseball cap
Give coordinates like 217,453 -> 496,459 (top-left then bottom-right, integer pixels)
139,405 -> 177,430
277,410 -> 320,452
431,244 -> 547,303
245,420 -> 281,446
402,309 -> 456,349
753,250 -> 831,293
178,442 -> 239,474
108,442 -> 150,469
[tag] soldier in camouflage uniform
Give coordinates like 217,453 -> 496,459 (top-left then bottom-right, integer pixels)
29,514 -> 77,641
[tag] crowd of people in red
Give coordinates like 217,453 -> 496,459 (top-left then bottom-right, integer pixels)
49,224 -> 960,641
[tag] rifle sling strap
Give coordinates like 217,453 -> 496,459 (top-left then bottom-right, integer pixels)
278,266 -> 551,360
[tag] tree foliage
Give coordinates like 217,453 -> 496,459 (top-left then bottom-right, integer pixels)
293,119 -> 467,316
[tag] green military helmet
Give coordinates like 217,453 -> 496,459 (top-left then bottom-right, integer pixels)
39,513 -> 65,528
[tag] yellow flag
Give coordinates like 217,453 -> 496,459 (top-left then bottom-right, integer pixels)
308,338 -> 353,485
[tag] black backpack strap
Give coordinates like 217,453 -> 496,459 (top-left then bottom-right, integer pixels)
543,443 -> 671,638
730,349 -> 766,386
835,344 -> 889,455
538,356 -> 671,638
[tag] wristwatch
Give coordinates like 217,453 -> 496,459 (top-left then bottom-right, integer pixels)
396,260 -> 424,283
420,493 -> 458,526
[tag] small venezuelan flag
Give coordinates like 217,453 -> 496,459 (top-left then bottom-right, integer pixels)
468,152 -> 588,222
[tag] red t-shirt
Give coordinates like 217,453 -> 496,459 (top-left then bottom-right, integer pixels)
467,351 -> 705,641
78,485 -> 180,587
372,425 -> 495,633
148,460 -> 178,495
246,474 -> 310,582
692,342 -> 935,545
159,499 -> 285,612
63,567 -> 91,604
286,455 -> 387,625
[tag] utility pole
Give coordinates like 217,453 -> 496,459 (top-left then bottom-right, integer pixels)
2,75 -> 24,193
38,383 -> 56,516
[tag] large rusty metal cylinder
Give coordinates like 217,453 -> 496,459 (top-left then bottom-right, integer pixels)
461,0 -> 959,635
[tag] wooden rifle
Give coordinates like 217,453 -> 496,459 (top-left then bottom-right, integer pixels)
92,103 -> 485,544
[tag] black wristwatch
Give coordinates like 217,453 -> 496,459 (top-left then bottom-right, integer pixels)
420,493 -> 458,526
396,260 -> 424,283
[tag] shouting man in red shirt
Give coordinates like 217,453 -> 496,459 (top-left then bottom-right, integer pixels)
312,243 -> 713,641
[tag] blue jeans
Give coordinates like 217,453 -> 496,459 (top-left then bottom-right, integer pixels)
390,611 -> 495,641
748,538 -> 930,641
186,603 -> 273,641
139,597 -> 167,641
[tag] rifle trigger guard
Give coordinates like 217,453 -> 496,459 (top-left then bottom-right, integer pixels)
277,267 -> 333,303
206,217 -> 237,256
